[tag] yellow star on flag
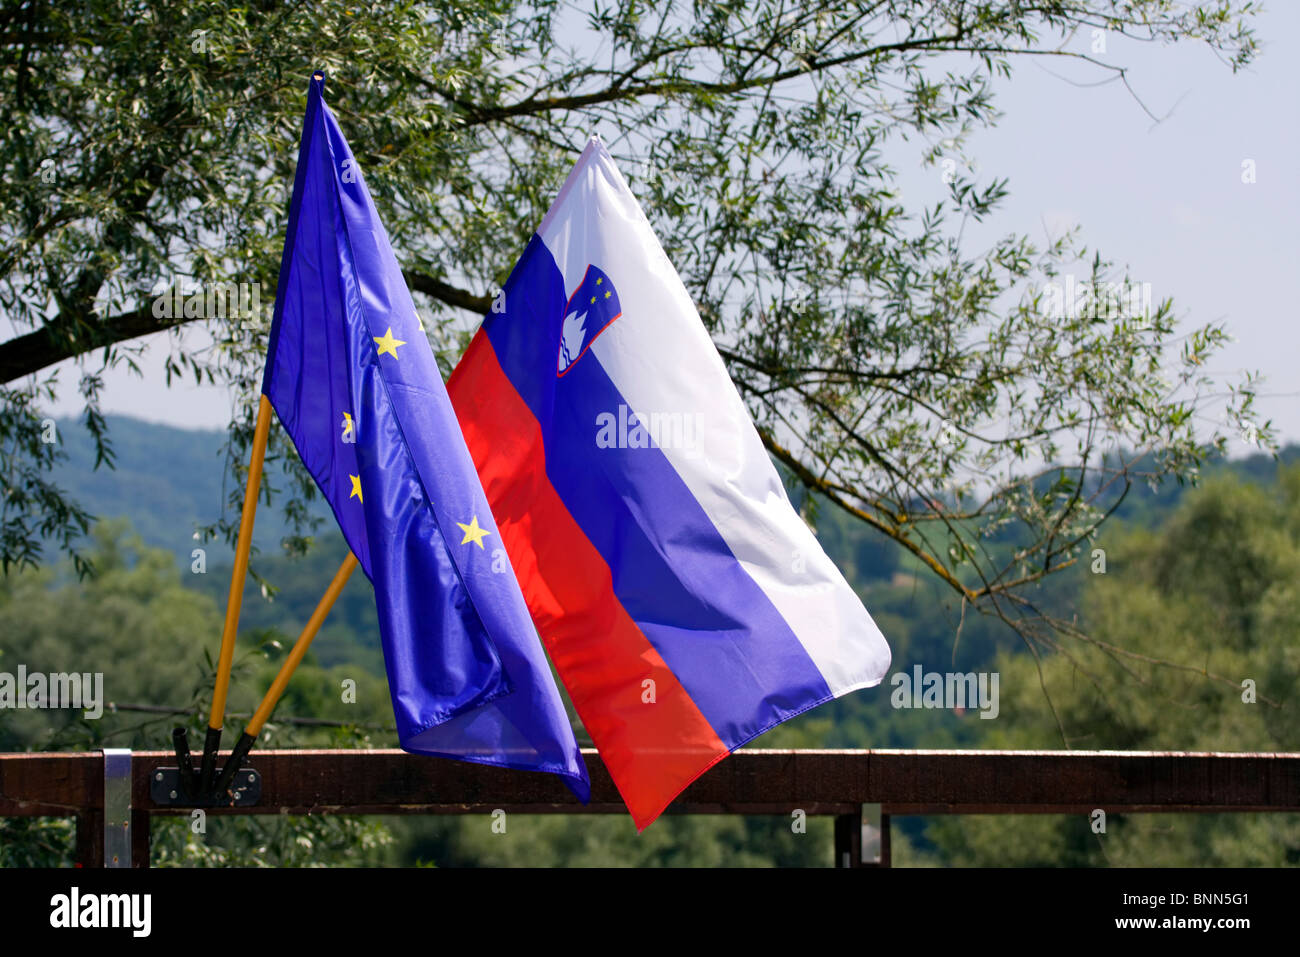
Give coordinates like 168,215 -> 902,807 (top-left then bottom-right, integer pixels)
349,474 -> 363,502
373,327 -> 406,359
457,515 -> 491,549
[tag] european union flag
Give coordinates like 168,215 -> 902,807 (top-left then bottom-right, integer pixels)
261,74 -> 589,799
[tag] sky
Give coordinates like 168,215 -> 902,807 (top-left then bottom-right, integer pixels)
34,3 -> 1300,446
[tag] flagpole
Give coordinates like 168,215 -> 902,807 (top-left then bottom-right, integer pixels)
212,551 -> 358,795
199,393 -> 274,794
246,551 -> 358,737
183,72 -> 326,800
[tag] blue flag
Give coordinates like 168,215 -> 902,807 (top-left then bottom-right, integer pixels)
261,74 -> 589,799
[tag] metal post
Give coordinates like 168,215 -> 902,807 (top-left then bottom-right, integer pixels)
836,804 -> 892,868
834,809 -> 862,867
102,748 -> 132,868
861,803 -> 891,867
75,810 -> 104,868
132,809 -> 152,869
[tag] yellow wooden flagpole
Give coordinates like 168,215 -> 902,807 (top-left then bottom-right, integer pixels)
198,394 -> 274,792
211,551 -> 359,795
247,551 -> 358,737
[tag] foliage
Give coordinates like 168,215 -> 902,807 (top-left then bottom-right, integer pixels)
151,814 -> 395,868
0,522 -> 397,865
398,813 -> 834,867
0,0 -> 1274,675
921,465 -> 1300,866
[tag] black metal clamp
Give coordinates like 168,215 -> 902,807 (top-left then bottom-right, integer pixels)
151,726 -> 261,807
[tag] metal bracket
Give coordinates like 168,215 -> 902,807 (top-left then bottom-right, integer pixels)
149,766 -> 261,807
103,748 -> 132,868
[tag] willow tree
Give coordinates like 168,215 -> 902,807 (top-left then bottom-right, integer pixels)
0,0 -> 1271,689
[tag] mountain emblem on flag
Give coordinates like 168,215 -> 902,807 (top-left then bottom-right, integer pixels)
558,265 -> 621,377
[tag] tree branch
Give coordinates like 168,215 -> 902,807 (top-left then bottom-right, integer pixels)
0,270 -> 493,383
0,306 -> 169,383
402,270 -> 490,314
755,424 -> 977,601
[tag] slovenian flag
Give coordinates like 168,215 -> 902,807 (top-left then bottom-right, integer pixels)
448,137 -> 891,829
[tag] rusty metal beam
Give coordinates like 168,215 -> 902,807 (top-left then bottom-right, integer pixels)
4,749 -> 1299,819
0,750 -> 99,817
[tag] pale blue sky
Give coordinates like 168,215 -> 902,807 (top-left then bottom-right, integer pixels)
39,4 -> 1300,446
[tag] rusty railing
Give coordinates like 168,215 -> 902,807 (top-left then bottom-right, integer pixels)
2,749 -> 1297,867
